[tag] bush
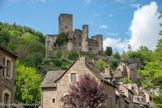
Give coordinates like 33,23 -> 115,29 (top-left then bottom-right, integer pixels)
120,78 -> 135,84
68,51 -> 79,60
56,50 -> 62,59
90,53 -> 97,58
56,32 -> 67,46
110,61 -> 118,69
95,60 -> 105,72
53,59 -> 62,67
80,51 -> 84,55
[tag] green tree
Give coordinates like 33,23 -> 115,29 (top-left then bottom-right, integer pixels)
95,60 -> 106,72
0,29 -> 10,47
139,39 -> 162,107
120,51 -> 129,61
105,46 -> 112,56
56,32 -> 67,46
112,52 -> 120,60
15,61 -> 42,108
128,46 -> 152,66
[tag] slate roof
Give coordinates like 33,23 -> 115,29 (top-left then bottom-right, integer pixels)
100,73 -> 112,79
40,70 -> 65,88
41,57 -> 116,88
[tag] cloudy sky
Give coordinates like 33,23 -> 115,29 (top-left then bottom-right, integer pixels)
0,0 -> 162,53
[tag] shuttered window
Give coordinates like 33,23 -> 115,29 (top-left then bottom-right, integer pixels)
71,73 -> 76,83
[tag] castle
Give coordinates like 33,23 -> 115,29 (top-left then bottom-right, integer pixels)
46,14 -> 103,57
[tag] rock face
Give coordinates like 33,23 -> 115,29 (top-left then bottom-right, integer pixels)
45,14 -> 103,57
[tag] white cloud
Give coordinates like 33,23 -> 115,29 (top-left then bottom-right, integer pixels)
106,32 -> 118,36
84,0 -> 91,5
99,25 -> 108,29
103,38 -> 128,52
128,1 -> 162,51
129,4 -> 141,8
103,2 -> 161,52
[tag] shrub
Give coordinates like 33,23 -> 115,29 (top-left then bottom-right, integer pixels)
95,60 -> 106,72
56,50 -> 62,59
56,32 -> 67,46
120,78 -> 135,84
53,59 -> 62,67
90,53 -> 97,58
68,51 -> 79,60
110,61 -> 118,69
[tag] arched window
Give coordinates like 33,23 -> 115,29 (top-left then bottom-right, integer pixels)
4,93 -> 9,108
2,89 -> 11,108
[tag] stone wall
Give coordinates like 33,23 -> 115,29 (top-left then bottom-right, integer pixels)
0,48 -> 17,108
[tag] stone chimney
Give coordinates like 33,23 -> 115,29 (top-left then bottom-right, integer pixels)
105,67 -> 111,76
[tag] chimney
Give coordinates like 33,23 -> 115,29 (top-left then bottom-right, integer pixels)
105,67 -> 111,76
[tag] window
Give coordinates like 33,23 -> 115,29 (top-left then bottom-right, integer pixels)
6,60 -> 11,77
79,42 -> 81,46
52,98 -> 55,103
71,73 -> 76,83
65,26 -> 68,29
4,93 -> 9,108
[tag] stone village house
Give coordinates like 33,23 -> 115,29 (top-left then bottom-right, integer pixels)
41,55 -> 117,108
0,46 -> 18,108
40,55 -> 140,108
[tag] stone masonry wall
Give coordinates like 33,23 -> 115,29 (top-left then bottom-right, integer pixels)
0,49 -> 16,108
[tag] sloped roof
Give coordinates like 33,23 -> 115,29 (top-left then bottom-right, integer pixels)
0,45 -> 18,58
40,70 -> 65,88
41,57 -> 116,88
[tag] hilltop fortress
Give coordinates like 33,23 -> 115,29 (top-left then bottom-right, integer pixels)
45,14 -> 103,56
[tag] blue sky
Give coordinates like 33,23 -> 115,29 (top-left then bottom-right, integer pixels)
0,0 -> 162,53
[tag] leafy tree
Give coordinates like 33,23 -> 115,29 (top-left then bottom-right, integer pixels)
53,59 -> 62,67
112,52 -> 120,60
139,38 -> 162,107
15,61 -> 42,108
56,32 -> 67,46
127,44 -> 133,54
0,29 -> 10,47
105,46 -> 112,56
95,60 -> 106,72
110,61 -> 118,70
120,51 -> 129,61
68,51 -> 79,60
61,74 -> 107,108
24,52 -> 44,68
128,46 -> 152,66
120,78 -> 135,84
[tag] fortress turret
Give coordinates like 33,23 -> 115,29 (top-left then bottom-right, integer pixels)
59,14 -> 73,33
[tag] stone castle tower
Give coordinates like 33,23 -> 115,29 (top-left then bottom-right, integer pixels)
45,14 -> 103,57
59,14 -> 73,33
